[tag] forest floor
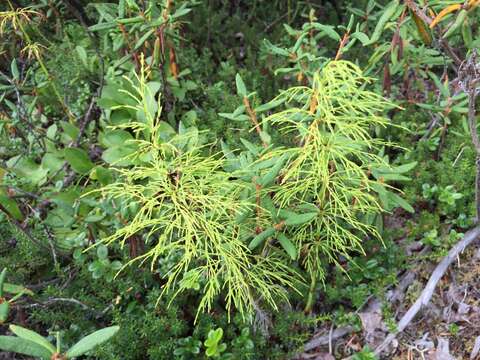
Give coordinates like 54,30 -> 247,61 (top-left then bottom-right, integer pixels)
302,211 -> 480,360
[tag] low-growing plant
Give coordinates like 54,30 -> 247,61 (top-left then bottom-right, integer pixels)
0,268 -> 32,324
87,245 -> 123,282
91,59 -> 298,320
204,328 -> 227,358
174,336 -> 202,358
0,324 -> 119,360
250,61 -> 406,311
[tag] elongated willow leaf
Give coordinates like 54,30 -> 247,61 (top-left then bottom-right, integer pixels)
0,336 -> 52,359
9,325 -> 56,354
66,326 -> 120,358
430,4 -> 461,28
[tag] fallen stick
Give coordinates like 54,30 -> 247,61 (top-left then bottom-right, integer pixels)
304,326 -> 354,352
374,225 -> 480,355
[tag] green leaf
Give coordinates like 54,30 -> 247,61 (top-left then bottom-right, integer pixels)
277,233 -> 297,259
0,194 -> 23,221
248,228 -> 275,250
443,9 -> 467,39
3,283 -> 33,296
9,325 -> 56,354
204,328 -> 224,351
99,130 -> 133,148
388,191 -> 414,213
101,145 -> 136,166
134,28 -> 155,51
64,148 -> 94,175
66,326 -> 120,358
0,302 -> 9,323
92,166 -> 114,186
10,59 -> 19,81
254,98 -> 284,113
88,21 -> 117,32
60,121 -> 80,141
0,336 -> 52,359
170,5 -> 192,19
312,23 -> 341,41
235,73 -> 247,97
351,31 -> 370,45
259,154 -> 287,187
284,212 -> 317,226
75,46 -> 88,69
365,0 -> 400,45
42,153 -> 64,173
240,138 -> 260,156
0,268 -> 6,297
97,245 -> 108,260
259,130 -> 271,146
391,161 -> 417,173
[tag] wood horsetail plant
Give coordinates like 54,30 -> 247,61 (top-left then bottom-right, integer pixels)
241,61 -> 404,312
91,58 -> 407,318
0,324 -> 119,359
89,59 -> 298,321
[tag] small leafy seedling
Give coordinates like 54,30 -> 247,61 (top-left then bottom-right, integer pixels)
204,328 -> 227,358
87,245 -> 122,282
173,336 -> 202,358
0,324 -> 119,359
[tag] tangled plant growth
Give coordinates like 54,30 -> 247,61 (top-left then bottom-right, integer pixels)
92,63 -> 298,319
260,61 -> 398,310
0,0 -> 479,358
90,58 -> 408,320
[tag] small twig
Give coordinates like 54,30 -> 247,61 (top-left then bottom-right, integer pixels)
243,96 -> 267,147
264,13 -> 288,32
452,146 -> 466,167
374,225 -> 480,355
334,32 -> 350,61
73,96 -> 97,147
21,297 -> 111,319
43,224 -> 59,267
304,326 -> 354,351
458,51 -> 480,220
328,322 -> 334,355
302,245 -> 429,355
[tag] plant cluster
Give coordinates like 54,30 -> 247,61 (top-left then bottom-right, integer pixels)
0,0 -> 479,358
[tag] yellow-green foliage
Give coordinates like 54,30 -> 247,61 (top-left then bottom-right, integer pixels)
91,63 -> 297,321
264,61 -> 394,282
91,59 -> 397,319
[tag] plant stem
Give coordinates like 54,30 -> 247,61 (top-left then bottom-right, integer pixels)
468,92 -> 480,221
16,12 -> 74,121
304,272 -> 317,313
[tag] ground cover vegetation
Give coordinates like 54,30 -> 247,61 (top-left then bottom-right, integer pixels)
0,0 -> 479,358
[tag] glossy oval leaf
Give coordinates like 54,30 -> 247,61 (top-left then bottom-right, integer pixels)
64,148 -> 94,175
